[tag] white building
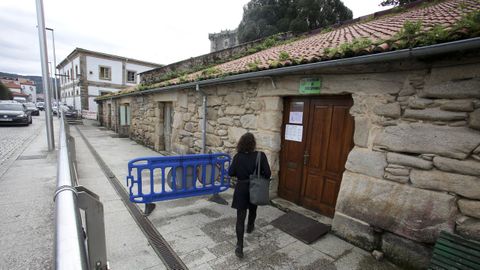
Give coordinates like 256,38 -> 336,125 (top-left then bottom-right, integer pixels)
1,78 -> 37,102
20,81 -> 37,103
57,48 -> 161,119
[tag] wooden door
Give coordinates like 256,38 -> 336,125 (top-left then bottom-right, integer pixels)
278,98 -> 310,203
163,103 -> 173,152
107,104 -> 112,128
279,96 -> 354,217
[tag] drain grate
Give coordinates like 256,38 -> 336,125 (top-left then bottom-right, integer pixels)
67,120 -> 83,125
75,126 -> 187,270
17,154 -> 47,160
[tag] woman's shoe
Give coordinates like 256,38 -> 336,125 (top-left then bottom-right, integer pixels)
246,223 -> 255,234
235,243 -> 244,259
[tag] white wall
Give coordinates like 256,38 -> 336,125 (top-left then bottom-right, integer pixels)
59,56 -> 80,87
125,62 -> 155,86
87,85 -> 118,96
88,97 -> 98,113
65,96 -> 74,107
59,51 -> 158,117
87,86 -> 119,113
63,96 -> 81,110
74,96 -> 81,110
21,85 -> 36,102
86,56 -> 123,84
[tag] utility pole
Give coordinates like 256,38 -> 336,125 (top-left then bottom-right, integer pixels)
46,28 -> 59,108
36,0 -> 55,151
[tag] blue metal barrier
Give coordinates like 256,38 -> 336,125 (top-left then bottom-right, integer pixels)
126,153 -> 231,203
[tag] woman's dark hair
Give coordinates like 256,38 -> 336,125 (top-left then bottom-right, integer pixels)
236,132 -> 256,153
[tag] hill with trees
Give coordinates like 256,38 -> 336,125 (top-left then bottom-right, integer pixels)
237,0 -> 353,43
0,71 -> 49,94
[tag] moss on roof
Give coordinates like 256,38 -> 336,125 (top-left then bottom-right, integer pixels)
97,0 -> 480,101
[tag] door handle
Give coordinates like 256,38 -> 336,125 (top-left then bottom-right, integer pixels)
303,152 -> 310,165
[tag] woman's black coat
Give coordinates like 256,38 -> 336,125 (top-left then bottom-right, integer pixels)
228,151 -> 271,209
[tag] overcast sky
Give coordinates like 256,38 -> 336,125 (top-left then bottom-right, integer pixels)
0,0 -> 389,76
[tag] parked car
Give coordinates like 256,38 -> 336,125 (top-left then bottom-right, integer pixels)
0,101 -> 32,126
60,105 -> 78,119
52,103 -> 58,115
36,102 -> 45,111
25,102 -> 40,116
13,96 -> 27,103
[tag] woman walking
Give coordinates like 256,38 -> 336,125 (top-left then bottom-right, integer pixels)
228,132 -> 271,258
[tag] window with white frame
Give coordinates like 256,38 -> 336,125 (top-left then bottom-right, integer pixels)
127,70 -> 137,83
119,104 -> 131,126
99,66 -> 111,80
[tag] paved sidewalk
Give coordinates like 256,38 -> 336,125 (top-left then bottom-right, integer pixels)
75,121 -> 402,270
71,125 -> 166,270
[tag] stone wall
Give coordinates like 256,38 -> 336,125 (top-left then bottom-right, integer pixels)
98,54 -> 480,269
333,62 -> 480,269
105,101 -> 118,132
169,82 -> 283,193
129,95 -> 159,149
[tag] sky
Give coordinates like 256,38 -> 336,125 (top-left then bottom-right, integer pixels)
0,0 -> 390,76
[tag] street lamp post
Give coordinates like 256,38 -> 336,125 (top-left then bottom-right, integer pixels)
46,27 -> 58,107
48,62 -> 60,118
35,0 -> 54,151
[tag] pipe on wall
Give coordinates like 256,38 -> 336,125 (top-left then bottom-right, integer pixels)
196,84 -> 207,154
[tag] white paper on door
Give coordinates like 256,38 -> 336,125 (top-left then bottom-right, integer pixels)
289,111 -> 303,124
285,124 -> 303,142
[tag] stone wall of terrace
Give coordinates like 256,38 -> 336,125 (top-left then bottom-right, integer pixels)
97,53 -> 480,270
333,60 -> 480,269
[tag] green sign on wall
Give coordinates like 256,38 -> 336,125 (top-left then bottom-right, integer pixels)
299,78 -> 322,94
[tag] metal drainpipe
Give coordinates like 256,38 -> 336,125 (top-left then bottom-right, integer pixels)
196,84 -> 207,154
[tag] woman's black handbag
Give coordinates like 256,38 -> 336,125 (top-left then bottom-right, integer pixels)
249,151 -> 270,205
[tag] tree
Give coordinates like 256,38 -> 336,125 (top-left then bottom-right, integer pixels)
0,82 -> 13,100
238,0 -> 353,43
380,0 -> 416,6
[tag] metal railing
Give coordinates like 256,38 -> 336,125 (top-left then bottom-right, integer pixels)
54,113 -> 108,270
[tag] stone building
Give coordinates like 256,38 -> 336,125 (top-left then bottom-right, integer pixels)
209,29 -> 239,52
96,0 -> 480,268
57,48 -> 162,119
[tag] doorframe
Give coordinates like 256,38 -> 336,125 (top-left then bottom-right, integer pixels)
278,94 -> 354,216
278,96 -> 310,204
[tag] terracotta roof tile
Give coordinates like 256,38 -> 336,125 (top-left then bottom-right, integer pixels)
3,82 -> 21,89
134,0 -> 479,91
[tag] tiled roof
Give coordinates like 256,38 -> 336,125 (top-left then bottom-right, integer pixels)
175,0 -> 479,83
57,48 -> 163,69
103,0 -> 480,98
3,82 -> 21,89
12,92 -> 28,97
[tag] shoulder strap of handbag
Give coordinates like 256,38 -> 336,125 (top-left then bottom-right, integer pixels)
256,151 -> 261,178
